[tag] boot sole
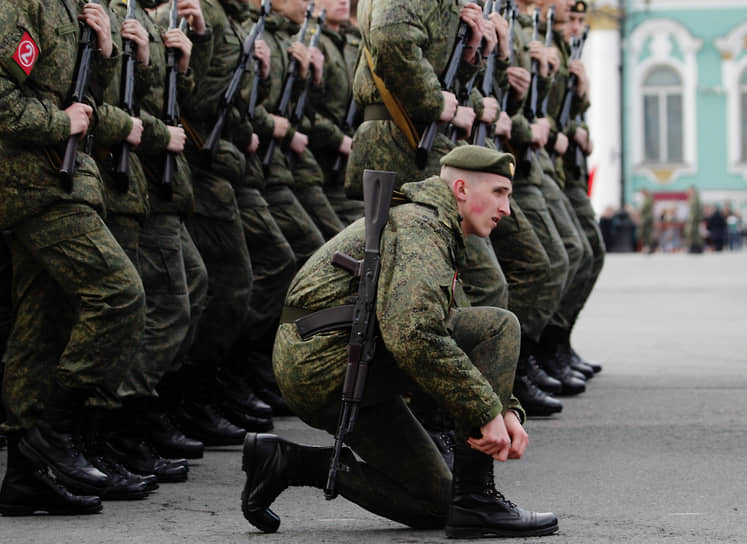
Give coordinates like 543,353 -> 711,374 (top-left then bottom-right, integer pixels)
0,501 -> 103,516
18,438 -> 108,496
445,521 -> 559,538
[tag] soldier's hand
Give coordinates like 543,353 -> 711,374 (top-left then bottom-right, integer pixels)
289,131 -> 308,156
531,118 -> 550,148
569,59 -> 589,97
452,106 -> 476,137
546,46 -> 560,77
507,66 -> 530,99
166,125 -> 186,153
528,41 -> 548,77
480,96 -> 499,124
121,18 -> 150,65
489,12 -> 510,61
65,103 -> 93,136
255,40 -> 271,79
494,111 -> 512,137
574,126 -> 589,152
554,132 -> 568,155
163,28 -> 193,73
339,135 -> 352,156
310,46 -> 325,87
177,0 -> 206,34
247,133 -> 260,154
468,415 -> 511,461
270,115 -> 290,138
81,3 -> 113,58
503,411 -> 528,459
439,91 -> 459,122
125,117 -> 144,147
461,3 -> 485,63
482,18 -> 498,58
288,42 -> 311,80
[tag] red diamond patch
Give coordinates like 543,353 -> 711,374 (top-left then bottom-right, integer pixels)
12,32 -> 39,76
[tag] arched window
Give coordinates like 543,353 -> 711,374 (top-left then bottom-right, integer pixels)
643,66 -> 683,164
741,69 -> 747,163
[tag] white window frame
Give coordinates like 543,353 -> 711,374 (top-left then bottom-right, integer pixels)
631,19 -> 702,183
715,22 -> 747,180
641,67 -> 684,164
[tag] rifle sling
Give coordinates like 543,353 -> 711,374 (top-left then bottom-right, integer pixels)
280,304 -> 354,341
363,47 -> 419,149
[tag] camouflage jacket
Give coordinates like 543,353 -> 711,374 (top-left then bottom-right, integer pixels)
345,0 -> 482,198
0,0 -> 118,229
95,2 -> 149,218
276,175 -> 522,431
110,0 -> 201,215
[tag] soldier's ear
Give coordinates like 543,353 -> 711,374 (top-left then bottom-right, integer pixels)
452,178 -> 468,202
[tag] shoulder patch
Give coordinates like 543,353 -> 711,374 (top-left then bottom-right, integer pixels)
12,31 -> 39,76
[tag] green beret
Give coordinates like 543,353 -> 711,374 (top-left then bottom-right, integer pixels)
571,0 -> 587,13
440,145 -> 516,180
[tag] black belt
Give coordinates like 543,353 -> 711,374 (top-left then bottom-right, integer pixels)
280,304 -> 354,341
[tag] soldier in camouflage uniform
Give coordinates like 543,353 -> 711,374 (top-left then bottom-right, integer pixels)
0,0 -> 145,514
308,0 -> 365,225
247,0 -> 344,247
639,188 -> 655,252
240,146 -> 558,538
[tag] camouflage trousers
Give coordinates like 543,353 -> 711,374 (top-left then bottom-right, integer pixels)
187,193 -> 253,367
117,214 -> 208,400
490,196 -> 555,343
324,183 -> 364,227
273,306 -> 519,528
540,171 -> 593,330
291,149 -> 345,241
1,203 -> 145,431
265,185 -> 325,267
459,234 -> 508,309
565,186 -> 605,328
225,187 -> 297,372
509,180 -> 568,340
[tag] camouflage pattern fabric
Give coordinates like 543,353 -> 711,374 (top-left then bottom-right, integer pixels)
639,191 -> 655,250
117,216 -> 208,399
686,189 -> 704,251
2,204 -> 145,431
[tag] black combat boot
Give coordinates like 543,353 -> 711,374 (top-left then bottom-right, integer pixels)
570,346 -> 603,374
241,433 -> 333,533
175,401 -> 247,446
512,374 -> 563,417
519,337 -> 562,394
18,383 -> 110,495
216,371 -> 274,419
0,433 -> 102,516
104,434 -> 189,483
537,327 -> 586,396
445,446 -> 558,538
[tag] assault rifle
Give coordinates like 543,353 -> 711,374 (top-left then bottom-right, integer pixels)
415,17 -> 471,169
324,169 -> 396,500
331,94 -> 357,173
161,0 -> 185,200
472,0 -> 498,147
262,2 -> 315,170
203,0 -> 271,163
554,26 -> 589,166
286,7 -> 326,168
537,5 -> 555,119
520,7 -> 540,163
492,2 -> 516,150
114,0 -> 137,192
59,0 -> 99,192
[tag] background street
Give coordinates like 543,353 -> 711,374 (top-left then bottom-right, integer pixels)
2,251 -> 747,543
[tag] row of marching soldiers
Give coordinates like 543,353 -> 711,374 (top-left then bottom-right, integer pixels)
0,0 -> 602,519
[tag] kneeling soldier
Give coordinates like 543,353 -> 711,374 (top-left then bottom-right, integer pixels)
240,146 -> 559,538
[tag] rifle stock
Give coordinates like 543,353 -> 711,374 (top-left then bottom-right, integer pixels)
324,169 -> 396,500
114,0 -> 137,192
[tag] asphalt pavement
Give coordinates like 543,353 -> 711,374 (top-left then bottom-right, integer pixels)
2,250 -> 747,543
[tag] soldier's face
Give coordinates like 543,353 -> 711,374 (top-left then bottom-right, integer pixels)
316,0 -> 349,25
458,174 -> 512,238
568,12 -> 585,38
278,0 -> 311,24
541,0 -> 574,23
